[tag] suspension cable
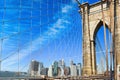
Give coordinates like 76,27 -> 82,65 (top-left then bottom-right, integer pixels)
0,0 -> 6,71
100,0 -> 109,75
0,39 -> 3,71
17,0 -> 22,76
96,36 -> 106,60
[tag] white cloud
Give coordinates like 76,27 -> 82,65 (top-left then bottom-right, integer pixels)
62,5 -> 72,13
47,19 -> 70,36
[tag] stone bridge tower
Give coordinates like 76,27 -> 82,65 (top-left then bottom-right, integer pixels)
79,0 -> 120,78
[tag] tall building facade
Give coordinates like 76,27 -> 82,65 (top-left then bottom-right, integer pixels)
39,62 -> 44,75
58,59 -> 65,68
61,59 -> 65,67
77,63 -> 82,76
29,60 -> 40,76
64,67 -> 70,76
58,60 -> 62,67
70,61 -> 77,76
53,61 -> 58,76
70,60 -> 73,66
48,65 -> 53,77
40,68 -> 48,76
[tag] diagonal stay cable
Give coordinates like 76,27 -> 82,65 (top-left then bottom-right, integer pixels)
96,36 -> 106,60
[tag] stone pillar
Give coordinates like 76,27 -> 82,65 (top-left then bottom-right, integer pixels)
108,1 -> 120,79
115,1 -> 120,80
81,3 -> 92,75
91,40 -> 96,75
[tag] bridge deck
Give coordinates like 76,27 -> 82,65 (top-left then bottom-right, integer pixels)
0,75 -> 111,80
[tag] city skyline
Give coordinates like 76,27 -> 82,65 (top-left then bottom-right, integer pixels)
28,59 -> 82,77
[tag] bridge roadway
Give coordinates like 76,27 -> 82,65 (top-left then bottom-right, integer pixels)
0,75 -> 111,80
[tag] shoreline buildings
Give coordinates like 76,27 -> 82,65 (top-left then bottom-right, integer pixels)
28,59 -> 82,77
0,59 -> 82,78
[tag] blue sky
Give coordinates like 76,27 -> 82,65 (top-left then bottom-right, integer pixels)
0,0 -> 112,72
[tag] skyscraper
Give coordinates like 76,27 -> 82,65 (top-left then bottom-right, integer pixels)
48,65 -> 53,77
40,68 -> 48,76
29,60 -> 40,76
58,60 -> 62,67
77,63 -> 82,76
70,61 -> 77,76
53,61 -> 58,76
39,62 -> 44,75
64,67 -> 70,76
58,59 -> 65,68
61,59 -> 65,67
70,60 -> 73,66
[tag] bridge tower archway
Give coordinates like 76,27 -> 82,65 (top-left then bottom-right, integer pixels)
79,1 -> 120,76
